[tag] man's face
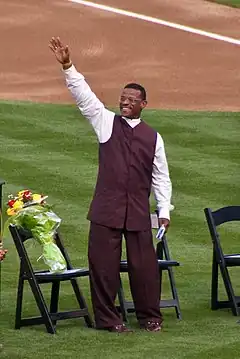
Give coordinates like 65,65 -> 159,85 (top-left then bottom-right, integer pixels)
119,88 -> 147,119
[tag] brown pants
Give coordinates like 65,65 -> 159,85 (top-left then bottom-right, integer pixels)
88,222 -> 162,329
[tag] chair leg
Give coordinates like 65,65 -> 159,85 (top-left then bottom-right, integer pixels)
211,252 -> 219,310
15,275 -> 24,329
211,250 -> 239,316
50,281 -> 60,326
167,267 -> 182,320
159,237 -> 182,319
117,276 -> 128,323
28,277 -> 56,334
70,278 -> 94,328
220,265 -> 240,316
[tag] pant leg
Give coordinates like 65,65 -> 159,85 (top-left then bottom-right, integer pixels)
88,222 -> 123,329
124,229 -> 162,325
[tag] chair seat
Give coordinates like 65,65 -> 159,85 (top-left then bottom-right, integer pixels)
32,268 -> 90,282
224,254 -> 240,267
120,259 -> 179,272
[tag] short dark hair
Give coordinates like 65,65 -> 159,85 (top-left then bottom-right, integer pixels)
124,83 -> 147,101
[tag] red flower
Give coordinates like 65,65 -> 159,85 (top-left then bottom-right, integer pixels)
8,199 -> 16,208
22,190 -> 33,202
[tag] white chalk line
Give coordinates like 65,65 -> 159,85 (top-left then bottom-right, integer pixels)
69,0 -> 240,46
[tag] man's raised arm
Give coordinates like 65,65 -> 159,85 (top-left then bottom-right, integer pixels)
49,37 -> 114,143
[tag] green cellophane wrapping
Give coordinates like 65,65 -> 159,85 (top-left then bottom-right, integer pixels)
5,205 -> 67,272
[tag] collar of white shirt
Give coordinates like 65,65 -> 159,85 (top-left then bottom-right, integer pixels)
122,117 -> 141,128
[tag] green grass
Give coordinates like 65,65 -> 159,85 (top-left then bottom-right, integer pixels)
208,0 -> 240,7
0,101 -> 240,359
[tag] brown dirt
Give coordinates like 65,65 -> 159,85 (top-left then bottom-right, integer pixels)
0,0 -> 239,110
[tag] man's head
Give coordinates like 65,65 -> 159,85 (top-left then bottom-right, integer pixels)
119,83 -> 147,119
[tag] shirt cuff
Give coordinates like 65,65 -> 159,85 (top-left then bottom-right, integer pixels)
62,64 -> 84,79
63,63 -> 74,73
157,204 -> 174,220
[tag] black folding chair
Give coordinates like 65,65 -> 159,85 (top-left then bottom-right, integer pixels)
117,213 -> 182,321
204,206 -> 240,316
9,224 -> 93,334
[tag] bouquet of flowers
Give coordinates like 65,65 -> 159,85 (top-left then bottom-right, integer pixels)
4,189 -> 67,272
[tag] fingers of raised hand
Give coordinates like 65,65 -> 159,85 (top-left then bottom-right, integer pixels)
50,37 -> 69,55
50,37 -> 57,49
56,37 -> 64,48
49,37 -> 62,51
49,43 -> 55,53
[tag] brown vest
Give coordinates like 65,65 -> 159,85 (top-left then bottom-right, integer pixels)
87,115 -> 157,231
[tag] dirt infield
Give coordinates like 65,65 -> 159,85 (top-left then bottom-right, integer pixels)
0,0 -> 239,110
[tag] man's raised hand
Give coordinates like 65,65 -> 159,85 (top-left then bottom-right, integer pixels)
49,37 -> 72,69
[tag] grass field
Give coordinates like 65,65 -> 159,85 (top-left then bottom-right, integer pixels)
208,0 -> 240,7
0,101 -> 240,359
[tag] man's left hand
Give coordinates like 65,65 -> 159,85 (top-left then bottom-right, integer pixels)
158,218 -> 170,231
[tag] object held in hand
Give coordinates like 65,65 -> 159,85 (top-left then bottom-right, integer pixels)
156,225 -> 166,240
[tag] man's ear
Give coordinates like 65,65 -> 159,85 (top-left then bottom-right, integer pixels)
141,100 -> 148,109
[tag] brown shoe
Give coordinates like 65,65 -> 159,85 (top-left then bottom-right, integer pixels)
107,324 -> 133,333
141,321 -> 162,332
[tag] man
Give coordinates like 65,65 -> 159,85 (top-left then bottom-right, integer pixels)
49,37 -> 173,333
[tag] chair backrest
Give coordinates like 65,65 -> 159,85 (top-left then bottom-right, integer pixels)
9,224 -> 37,277
9,224 -> 73,271
10,226 -> 33,243
204,206 -> 240,261
150,213 -> 159,229
206,206 -> 240,227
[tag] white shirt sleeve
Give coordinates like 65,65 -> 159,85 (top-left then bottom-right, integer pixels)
152,133 -> 173,220
63,65 -> 114,143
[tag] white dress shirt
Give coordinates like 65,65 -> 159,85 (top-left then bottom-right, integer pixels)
63,65 -> 173,220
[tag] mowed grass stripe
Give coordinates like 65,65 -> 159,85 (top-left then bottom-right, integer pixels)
148,109 -> 240,141
0,149 -> 98,190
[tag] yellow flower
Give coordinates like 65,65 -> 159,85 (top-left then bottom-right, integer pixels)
32,194 -> 42,202
7,208 -> 16,216
13,200 -> 23,211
